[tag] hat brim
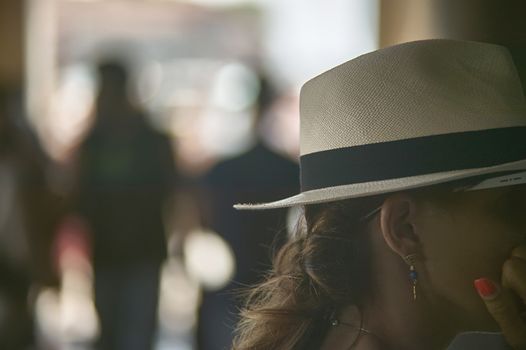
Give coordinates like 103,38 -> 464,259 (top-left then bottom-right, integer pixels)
234,159 -> 526,210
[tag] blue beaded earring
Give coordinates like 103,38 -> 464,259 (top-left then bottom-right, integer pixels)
404,254 -> 418,301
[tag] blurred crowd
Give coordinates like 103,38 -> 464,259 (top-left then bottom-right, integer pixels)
0,54 -> 300,350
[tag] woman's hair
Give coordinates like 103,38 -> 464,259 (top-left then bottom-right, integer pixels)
231,177 -> 484,350
232,195 -> 382,350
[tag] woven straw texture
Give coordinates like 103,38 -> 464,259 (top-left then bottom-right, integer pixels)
300,39 -> 526,155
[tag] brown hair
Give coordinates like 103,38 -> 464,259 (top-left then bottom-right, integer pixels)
232,195 -> 382,350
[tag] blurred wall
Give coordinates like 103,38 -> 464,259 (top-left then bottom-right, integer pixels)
433,0 -> 526,47
380,0 -> 526,48
0,0 -> 24,90
379,0 -> 436,48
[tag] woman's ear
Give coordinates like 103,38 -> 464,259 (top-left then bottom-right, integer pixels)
379,193 -> 421,258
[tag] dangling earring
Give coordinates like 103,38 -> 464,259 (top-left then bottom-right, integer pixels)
403,253 -> 418,301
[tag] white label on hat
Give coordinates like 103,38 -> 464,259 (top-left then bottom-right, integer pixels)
466,170 -> 526,191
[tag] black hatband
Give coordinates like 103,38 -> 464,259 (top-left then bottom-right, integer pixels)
300,126 -> 526,192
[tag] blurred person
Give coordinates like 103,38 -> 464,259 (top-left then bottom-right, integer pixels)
0,88 -> 59,349
74,60 -> 177,350
197,75 -> 299,350
233,40 -> 526,350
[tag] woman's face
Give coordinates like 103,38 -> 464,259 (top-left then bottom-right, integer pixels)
416,184 -> 526,330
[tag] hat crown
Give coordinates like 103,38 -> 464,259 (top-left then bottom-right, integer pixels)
235,39 -> 526,210
300,39 -> 526,156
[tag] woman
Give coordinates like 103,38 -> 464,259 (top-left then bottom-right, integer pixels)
233,39 -> 526,349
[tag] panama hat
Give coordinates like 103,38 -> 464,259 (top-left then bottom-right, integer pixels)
235,39 -> 526,210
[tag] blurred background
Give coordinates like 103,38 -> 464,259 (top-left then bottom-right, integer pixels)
0,0 -> 524,349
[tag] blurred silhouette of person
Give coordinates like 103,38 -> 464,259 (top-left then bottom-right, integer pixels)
197,76 -> 299,350
0,88 -> 59,349
74,60 -> 177,350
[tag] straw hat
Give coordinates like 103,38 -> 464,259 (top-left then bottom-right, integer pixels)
235,39 -> 526,210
